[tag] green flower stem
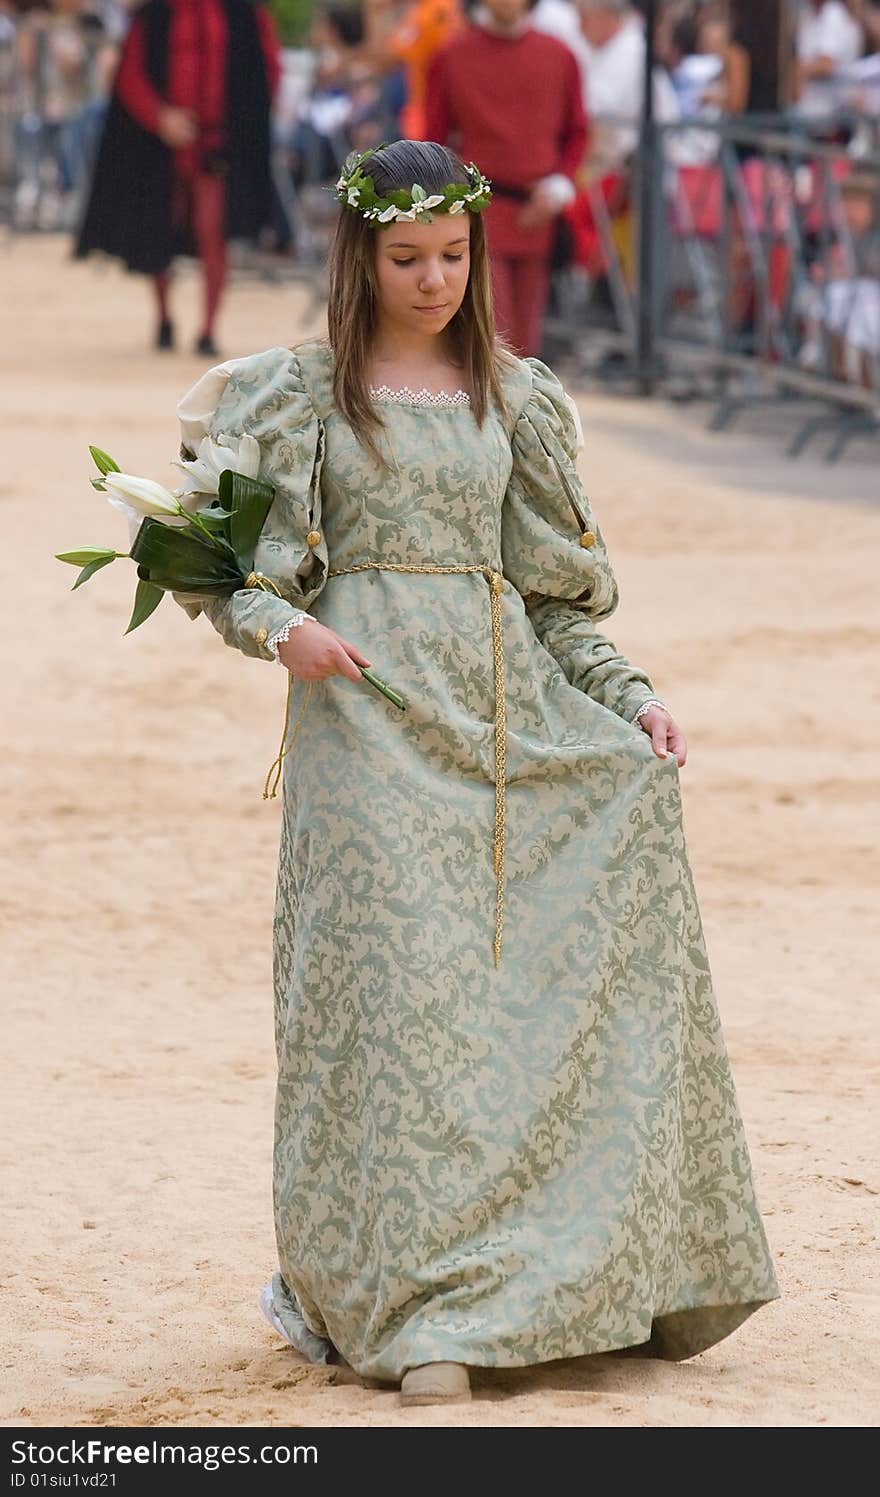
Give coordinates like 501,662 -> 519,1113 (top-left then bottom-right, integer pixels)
175,503 -> 215,539
359,667 -> 406,711
175,503 -> 235,554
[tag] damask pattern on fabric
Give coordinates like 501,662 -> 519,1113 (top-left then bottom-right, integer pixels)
173,340 -> 779,1380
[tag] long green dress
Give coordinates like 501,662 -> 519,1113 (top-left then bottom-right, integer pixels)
175,338 -> 779,1380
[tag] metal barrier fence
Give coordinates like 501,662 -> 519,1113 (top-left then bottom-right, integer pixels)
3,26 -> 878,462
547,115 -> 880,460
0,19 -> 112,234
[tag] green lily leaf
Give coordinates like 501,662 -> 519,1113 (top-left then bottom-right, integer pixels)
217,469 -> 275,574
89,445 -> 121,476
134,559 -> 241,596
56,547 -> 118,567
141,575 -> 243,596
124,578 -> 164,634
72,553 -> 117,590
193,507 -> 234,531
412,183 -> 426,202
130,515 -> 242,589
91,477 -> 107,492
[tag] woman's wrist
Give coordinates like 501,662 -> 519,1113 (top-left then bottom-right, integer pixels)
633,697 -> 669,727
267,610 -> 315,661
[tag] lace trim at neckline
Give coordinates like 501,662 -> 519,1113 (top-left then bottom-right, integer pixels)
369,384 -> 471,408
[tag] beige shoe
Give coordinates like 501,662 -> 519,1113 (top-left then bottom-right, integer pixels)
399,1361 -> 471,1406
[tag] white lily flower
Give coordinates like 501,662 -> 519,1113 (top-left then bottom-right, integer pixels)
173,432 -> 261,498
103,472 -> 181,516
449,199 -> 466,215
102,472 -> 186,546
377,204 -> 399,223
396,209 -> 417,222
347,188 -> 360,206
420,194 -> 445,210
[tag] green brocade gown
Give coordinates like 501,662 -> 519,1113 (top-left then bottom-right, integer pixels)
175,338 -> 779,1380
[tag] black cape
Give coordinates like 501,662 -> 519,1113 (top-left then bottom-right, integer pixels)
74,0 -> 273,274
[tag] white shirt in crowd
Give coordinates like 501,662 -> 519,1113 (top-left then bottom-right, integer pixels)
669,53 -> 724,165
580,9 -> 679,170
797,0 -> 864,118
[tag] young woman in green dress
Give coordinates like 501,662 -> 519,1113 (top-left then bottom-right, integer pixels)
175,139 -> 778,1407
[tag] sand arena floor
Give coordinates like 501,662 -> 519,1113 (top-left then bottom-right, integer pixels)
1,236 -> 878,1428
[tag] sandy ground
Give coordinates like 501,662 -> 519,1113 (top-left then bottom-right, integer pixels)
1,236 -> 878,1430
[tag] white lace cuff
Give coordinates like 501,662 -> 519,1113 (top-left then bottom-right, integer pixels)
267,611 -> 314,660
633,697 -> 669,726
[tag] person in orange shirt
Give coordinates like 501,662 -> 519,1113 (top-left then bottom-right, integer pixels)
365,0 -> 463,140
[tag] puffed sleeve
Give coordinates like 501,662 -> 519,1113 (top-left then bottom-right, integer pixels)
501,358 -> 658,723
173,346 -> 327,661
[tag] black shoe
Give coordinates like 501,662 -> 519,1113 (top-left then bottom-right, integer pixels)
195,332 -> 219,358
156,318 -> 175,351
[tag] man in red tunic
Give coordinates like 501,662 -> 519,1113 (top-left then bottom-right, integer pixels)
75,0 -> 280,356
425,0 -> 588,355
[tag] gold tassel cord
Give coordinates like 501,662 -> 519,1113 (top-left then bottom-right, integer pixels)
246,572 -> 314,799
326,560 -> 508,967
246,571 -> 284,596
263,677 -> 313,800
487,570 -> 507,968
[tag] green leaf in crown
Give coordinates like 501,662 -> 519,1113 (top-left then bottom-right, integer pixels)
333,149 -> 492,226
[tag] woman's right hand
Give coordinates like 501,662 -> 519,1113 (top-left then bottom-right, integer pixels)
158,105 -> 197,149
277,619 -> 372,683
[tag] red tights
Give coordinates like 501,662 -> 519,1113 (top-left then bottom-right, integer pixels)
490,254 -> 551,358
153,170 -> 227,339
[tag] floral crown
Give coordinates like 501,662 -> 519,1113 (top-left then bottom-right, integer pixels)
333,149 -> 492,226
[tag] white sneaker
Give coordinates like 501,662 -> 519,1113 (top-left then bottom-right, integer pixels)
258,1282 -> 297,1347
400,1361 -> 471,1406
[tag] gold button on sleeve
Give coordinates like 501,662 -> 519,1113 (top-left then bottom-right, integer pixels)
306,530 -> 322,548
254,627 -> 269,646
579,531 -> 596,548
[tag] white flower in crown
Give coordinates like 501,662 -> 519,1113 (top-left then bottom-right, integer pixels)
347,187 -> 361,206
377,204 -> 400,223
396,209 -> 418,222
449,199 -> 466,215
407,183 -> 445,217
336,174 -> 346,190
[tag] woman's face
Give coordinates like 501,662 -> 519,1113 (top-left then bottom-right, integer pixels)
373,214 -> 472,340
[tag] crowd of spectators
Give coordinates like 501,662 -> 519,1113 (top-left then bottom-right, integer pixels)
1,0 -> 126,227
1,1 -> 877,377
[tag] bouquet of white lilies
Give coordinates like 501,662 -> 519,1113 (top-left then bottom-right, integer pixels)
56,434 -> 278,634
57,436 -> 406,724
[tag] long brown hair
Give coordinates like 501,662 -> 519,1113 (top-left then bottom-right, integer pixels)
325,140 -> 513,467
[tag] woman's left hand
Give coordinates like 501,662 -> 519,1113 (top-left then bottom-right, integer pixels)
518,183 -> 559,230
637,706 -> 688,768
